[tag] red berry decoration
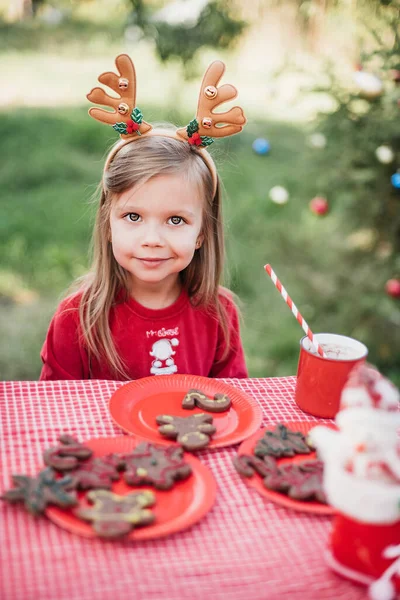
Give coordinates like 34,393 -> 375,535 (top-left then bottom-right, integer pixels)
126,120 -> 140,134
309,196 -> 329,216
391,69 -> 400,84
385,279 -> 400,299
188,132 -> 202,146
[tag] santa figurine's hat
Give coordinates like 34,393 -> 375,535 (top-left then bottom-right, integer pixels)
336,363 -> 400,437
340,363 -> 400,412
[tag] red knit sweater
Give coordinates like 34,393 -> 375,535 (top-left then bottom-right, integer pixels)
39,289 -> 248,381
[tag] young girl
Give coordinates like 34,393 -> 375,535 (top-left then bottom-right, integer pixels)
40,54 -> 248,381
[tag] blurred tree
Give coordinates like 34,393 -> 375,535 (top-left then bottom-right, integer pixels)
7,0 -> 32,20
127,0 -> 247,73
293,0 -> 400,381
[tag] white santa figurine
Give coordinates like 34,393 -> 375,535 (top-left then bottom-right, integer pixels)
309,363 -> 400,600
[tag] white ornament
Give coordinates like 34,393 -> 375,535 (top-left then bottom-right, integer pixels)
369,578 -> 396,600
368,546 -> 400,600
375,145 -> 394,164
353,71 -> 383,99
308,133 -> 327,149
269,186 -> 289,205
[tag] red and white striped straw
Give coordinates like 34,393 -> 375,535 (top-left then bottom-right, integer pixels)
264,264 -> 326,358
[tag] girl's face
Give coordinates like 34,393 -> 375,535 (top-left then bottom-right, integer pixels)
109,173 -> 204,294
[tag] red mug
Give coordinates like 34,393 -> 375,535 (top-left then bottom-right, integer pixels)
295,333 -> 368,418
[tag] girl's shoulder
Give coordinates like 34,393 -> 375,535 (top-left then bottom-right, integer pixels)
54,291 -> 83,318
58,291 -> 83,312
190,286 -> 240,318
217,286 -> 240,312
193,286 -> 240,323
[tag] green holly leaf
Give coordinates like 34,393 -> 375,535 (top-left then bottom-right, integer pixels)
113,122 -> 128,134
131,107 -> 143,124
200,136 -> 214,147
187,118 -> 199,137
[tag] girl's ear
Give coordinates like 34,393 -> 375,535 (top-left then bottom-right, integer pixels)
196,234 -> 204,249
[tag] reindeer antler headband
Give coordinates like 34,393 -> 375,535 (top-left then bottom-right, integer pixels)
87,54 -> 246,195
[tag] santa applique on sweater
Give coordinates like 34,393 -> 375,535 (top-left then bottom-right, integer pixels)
149,338 -> 179,375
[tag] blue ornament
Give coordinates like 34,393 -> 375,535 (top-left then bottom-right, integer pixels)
391,173 -> 400,189
252,138 -> 270,155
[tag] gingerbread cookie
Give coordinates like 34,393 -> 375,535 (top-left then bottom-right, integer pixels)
77,489 -> 156,538
182,389 -> 208,409
67,454 -> 125,490
1,467 -> 77,516
254,424 -> 312,458
156,413 -> 216,451
123,443 -> 192,490
182,389 -> 232,413
233,454 -> 277,478
263,460 -> 326,503
43,434 -> 93,470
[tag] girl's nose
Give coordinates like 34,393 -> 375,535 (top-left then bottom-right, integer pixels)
141,224 -> 163,247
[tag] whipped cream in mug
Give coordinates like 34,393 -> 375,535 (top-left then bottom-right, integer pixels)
302,334 -> 368,361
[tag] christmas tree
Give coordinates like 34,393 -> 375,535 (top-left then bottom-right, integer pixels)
298,0 -> 400,382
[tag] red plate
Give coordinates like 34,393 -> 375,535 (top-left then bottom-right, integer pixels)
46,436 -> 217,540
108,375 -> 263,448
237,421 -> 336,515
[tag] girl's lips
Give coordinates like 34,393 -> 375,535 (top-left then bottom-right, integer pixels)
137,258 -> 169,262
136,257 -> 170,267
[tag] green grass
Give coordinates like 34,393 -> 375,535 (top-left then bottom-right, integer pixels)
0,105 -> 316,379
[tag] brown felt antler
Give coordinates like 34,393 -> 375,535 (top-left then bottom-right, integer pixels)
177,61 -> 246,146
87,54 -> 152,138
88,55 -> 246,195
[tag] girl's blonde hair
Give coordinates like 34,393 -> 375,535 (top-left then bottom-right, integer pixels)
74,134 -> 231,379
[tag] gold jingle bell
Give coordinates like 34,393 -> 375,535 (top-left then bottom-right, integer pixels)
204,85 -> 217,99
117,103 -> 130,115
202,117 -> 213,129
118,77 -> 129,90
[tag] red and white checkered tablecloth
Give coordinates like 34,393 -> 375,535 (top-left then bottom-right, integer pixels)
0,378 -> 366,600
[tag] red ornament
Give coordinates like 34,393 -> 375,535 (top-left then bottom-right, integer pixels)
385,279 -> 400,298
391,69 -> 400,84
188,132 -> 202,146
309,196 -> 329,216
126,120 -> 139,134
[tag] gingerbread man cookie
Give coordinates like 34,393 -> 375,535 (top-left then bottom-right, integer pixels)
254,424 -> 312,458
77,489 -> 156,538
182,389 -> 232,413
123,443 -> 192,490
1,467 -> 77,516
233,454 -> 277,478
263,460 -> 326,503
67,454 -> 125,490
43,434 -> 93,470
156,413 -> 216,451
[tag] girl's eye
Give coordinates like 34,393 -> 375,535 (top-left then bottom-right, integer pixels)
126,213 -> 140,222
168,216 -> 184,225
